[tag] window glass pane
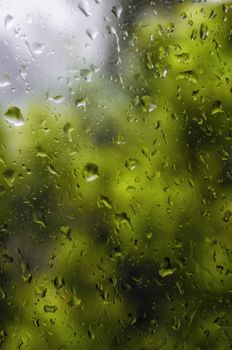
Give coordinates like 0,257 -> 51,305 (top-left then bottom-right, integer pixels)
0,0 -> 232,349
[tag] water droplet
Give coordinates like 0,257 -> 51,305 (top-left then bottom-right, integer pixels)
0,75 -> 11,88
35,286 -> 47,298
19,65 -> 27,80
111,5 -> 123,18
47,95 -> 65,104
191,29 -> 197,41
141,96 -> 157,113
97,195 -> 112,209
223,210 -> 232,222
63,122 -> 73,142
78,0 -> 92,17
159,267 -> 177,278
176,70 -> 198,84
106,25 -> 120,53
21,262 -> 32,284
47,164 -> 58,176
114,212 -> 134,231
3,168 -> 15,186
125,158 -> 140,170
86,28 -> 99,40
44,305 -> 58,313
88,324 -> 95,339
2,253 -> 13,263
0,287 -> 7,300
146,231 -> 153,239
32,42 -> 45,55
80,69 -> 92,82
36,145 -> 50,159
175,52 -> 190,63
4,106 -> 24,127
60,226 -> 72,240
126,185 -> 136,193
200,23 -> 209,40
4,15 -> 14,29
211,100 -> 224,115
82,163 -> 99,182
76,97 -> 87,110
159,257 -> 177,277
54,276 -> 65,289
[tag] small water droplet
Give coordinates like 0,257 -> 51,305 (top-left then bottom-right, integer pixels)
200,23 -> 209,40
97,195 -> 112,209
76,97 -> 87,110
88,324 -> 95,339
78,0 -> 92,17
159,267 -> 176,278
54,276 -> 65,289
141,96 -> 157,113
32,42 -> 45,55
47,164 -> 58,176
82,163 -> 99,182
47,95 -> 65,104
60,226 -> 72,240
191,29 -> 197,41
35,286 -> 47,298
4,15 -> 14,29
114,212 -> 134,231
44,305 -> 58,313
223,210 -> 232,222
111,5 -> 123,18
80,69 -> 92,82
4,106 -> 24,127
126,185 -> 136,193
3,168 -> 15,187
63,123 -> 73,142
211,100 -> 224,115
125,158 -> 140,170
2,253 -> 13,263
86,28 -> 98,40
176,70 -> 198,84
19,65 -> 27,80
159,257 -> 177,278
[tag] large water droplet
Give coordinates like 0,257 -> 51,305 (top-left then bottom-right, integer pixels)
4,106 -> 25,127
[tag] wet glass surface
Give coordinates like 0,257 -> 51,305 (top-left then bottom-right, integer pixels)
1,0 -> 232,349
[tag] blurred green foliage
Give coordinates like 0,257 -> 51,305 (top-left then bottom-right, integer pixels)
1,2 -> 232,349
